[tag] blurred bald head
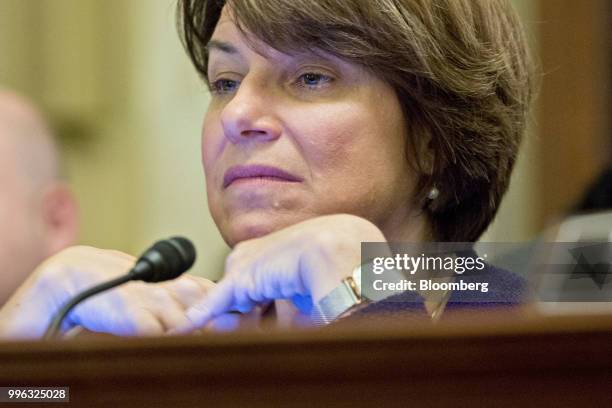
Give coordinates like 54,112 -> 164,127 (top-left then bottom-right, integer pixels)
0,90 -> 78,305
0,91 -> 60,186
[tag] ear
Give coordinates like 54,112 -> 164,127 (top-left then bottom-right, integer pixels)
412,130 -> 435,176
40,182 -> 79,256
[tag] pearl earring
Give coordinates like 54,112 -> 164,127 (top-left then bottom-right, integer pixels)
427,186 -> 439,200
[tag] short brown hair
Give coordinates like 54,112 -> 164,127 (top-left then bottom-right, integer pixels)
178,0 -> 535,242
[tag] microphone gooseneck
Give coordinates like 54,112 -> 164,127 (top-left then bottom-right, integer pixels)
43,237 -> 196,340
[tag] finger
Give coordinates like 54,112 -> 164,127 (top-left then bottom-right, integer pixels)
254,265 -> 284,301
163,276 -> 214,309
147,288 -> 191,331
233,273 -> 258,313
124,310 -> 166,337
184,279 -> 237,329
206,313 -> 243,332
71,295 -> 165,337
186,275 -> 217,292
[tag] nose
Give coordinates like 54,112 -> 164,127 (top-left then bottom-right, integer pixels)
220,80 -> 282,144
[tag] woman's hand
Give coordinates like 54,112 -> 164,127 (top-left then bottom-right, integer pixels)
0,246 -> 215,339
181,214 -> 386,331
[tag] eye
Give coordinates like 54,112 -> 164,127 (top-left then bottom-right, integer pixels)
210,78 -> 240,94
296,72 -> 334,89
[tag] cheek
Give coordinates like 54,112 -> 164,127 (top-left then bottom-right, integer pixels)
285,98 -> 413,218
287,104 -> 360,173
201,109 -> 224,180
290,101 -> 407,183
201,111 -> 224,221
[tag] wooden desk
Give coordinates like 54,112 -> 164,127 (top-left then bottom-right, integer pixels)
1,311 -> 612,407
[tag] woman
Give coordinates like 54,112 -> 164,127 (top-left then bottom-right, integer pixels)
0,0 -> 533,338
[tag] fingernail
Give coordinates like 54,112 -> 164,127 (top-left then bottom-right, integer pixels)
166,319 -> 197,335
187,305 -> 210,326
165,328 -> 181,336
167,318 -> 197,336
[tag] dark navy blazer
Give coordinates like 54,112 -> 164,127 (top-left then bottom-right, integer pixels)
344,263 -> 528,321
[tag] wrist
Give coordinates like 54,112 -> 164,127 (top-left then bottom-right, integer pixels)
311,264 -> 366,325
306,216 -> 387,303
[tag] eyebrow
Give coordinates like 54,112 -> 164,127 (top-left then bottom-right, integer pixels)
206,40 -> 239,55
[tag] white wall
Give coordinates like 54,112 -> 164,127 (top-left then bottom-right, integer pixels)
479,0 -> 540,242
125,0 -> 228,279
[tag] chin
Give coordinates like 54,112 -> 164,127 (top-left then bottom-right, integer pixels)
220,213 -> 299,247
228,225 -> 272,246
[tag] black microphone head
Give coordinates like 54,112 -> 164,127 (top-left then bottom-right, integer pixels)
132,236 -> 197,283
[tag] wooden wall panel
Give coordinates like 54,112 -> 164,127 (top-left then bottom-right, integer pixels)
537,0 -> 611,227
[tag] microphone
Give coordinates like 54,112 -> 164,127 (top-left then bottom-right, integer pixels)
130,237 -> 196,283
43,237 -> 196,339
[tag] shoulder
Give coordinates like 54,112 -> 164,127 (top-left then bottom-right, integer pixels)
448,263 -> 528,305
340,262 -> 527,323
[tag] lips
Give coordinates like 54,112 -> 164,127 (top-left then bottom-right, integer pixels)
223,165 -> 302,188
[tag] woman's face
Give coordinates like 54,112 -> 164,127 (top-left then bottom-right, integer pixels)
202,8 -> 421,246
